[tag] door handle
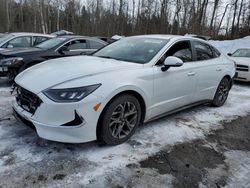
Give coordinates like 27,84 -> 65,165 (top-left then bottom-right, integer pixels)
216,68 -> 222,71
187,72 -> 196,76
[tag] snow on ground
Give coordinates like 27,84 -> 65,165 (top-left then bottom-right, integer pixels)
224,151 -> 250,188
210,36 -> 250,54
0,83 -> 250,187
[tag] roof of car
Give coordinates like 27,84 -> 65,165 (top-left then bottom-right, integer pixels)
58,35 -> 96,39
7,32 -> 54,38
132,34 -> 180,39
131,34 -> 212,43
57,35 -> 108,43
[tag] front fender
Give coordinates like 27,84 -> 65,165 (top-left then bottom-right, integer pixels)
96,85 -> 149,110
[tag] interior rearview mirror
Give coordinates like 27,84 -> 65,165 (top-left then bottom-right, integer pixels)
162,56 -> 184,72
58,46 -> 69,54
227,53 -> 232,56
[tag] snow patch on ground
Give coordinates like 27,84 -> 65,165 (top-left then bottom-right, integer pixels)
86,166 -> 174,188
1,83 -> 250,187
224,151 -> 250,188
210,36 -> 250,54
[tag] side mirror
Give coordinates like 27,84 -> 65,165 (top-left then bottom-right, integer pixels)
7,44 -> 14,48
227,53 -> 232,56
58,46 -> 69,54
162,56 -> 184,72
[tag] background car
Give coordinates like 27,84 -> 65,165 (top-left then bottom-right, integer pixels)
94,36 -> 116,44
51,30 -> 74,36
228,48 -> 250,82
0,32 -> 54,50
0,35 -> 108,79
13,35 -> 235,145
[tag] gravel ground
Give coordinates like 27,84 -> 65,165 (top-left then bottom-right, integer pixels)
0,77 -> 250,188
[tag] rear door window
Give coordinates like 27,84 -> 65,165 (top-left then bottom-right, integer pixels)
193,41 -> 214,61
210,45 -> 221,58
33,36 -> 49,46
89,40 -> 105,49
4,36 -> 32,48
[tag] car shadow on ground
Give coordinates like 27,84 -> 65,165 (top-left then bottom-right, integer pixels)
234,81 -> 250,87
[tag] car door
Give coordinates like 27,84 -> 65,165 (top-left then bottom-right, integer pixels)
151,40 -> 198,118
191,40 -> 224,101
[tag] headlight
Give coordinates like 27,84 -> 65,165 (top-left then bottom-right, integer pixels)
0,57 -> 23,66
43,84 -> 101,102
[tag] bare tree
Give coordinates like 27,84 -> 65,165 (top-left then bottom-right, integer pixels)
217,3 -> 230,36
210,0 -> 220,30
236,0 -> 244,36
231,0 -> 239,37
0,0 -> 250,39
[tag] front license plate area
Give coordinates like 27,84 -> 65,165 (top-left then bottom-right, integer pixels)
1,67 -> 8,72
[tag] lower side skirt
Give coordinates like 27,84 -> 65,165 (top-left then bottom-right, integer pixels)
147,100 -> 211,123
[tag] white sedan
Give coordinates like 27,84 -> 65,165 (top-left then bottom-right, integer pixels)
13,35 -> 235,145
228,48 -> 250,82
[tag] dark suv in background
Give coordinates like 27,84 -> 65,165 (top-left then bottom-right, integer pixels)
0,35 -> 107,79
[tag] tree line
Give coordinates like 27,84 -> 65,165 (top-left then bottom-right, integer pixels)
0,0 -> 250,39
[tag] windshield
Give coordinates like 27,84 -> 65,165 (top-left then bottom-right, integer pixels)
93,37 -> 169,64
36,37 -> 67,49
232,49 -> 250,58
0,34 -> 13,45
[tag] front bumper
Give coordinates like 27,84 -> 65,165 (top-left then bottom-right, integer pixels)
12,93 -> 105,143
234,70 -> 250,82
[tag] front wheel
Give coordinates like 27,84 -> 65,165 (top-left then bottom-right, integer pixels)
211,77 -> 231,107
98,94 -> 142,145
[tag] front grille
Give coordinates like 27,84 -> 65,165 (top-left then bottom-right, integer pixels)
15,86 -> 42,114
236,64 -> 249,72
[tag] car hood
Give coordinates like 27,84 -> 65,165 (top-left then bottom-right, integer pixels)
230,57 -> 250,66
15,56 -> 142,94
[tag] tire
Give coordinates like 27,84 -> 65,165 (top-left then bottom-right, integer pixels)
98,94 -> 142,145
211,77 -> 231,107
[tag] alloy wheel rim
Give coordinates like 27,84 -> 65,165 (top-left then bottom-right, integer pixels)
109,101 -> 138,139
218,81 -> 229,104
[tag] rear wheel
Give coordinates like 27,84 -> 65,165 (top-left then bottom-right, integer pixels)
98,94 -> 142,145
211,77 -> 231,107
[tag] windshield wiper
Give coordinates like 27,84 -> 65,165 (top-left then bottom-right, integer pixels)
34,46 -> 43,49
98,56 -> 114,59
97,56 -> 122,61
